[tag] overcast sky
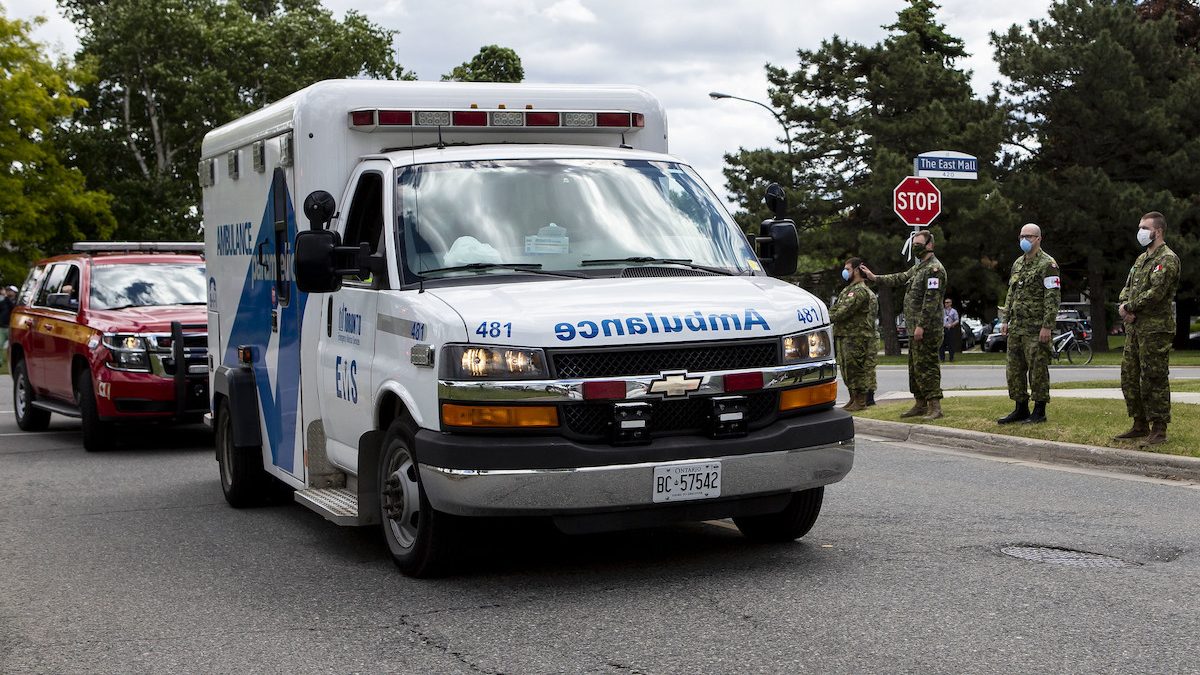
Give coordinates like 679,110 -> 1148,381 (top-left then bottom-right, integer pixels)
6,0 -> 1049,207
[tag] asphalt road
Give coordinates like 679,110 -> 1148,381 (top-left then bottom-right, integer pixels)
868,364 -> 1200,402
2,383 -> 1198,673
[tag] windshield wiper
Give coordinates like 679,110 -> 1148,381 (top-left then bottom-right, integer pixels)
579,257 -> 736,276
420,262 -> 588,279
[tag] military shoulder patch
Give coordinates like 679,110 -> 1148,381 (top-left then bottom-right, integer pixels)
927,277 -> 940,289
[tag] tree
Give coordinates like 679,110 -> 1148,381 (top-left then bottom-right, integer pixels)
59,0 -> 413,241
442,45 -> 524,83
993,0 -> 1200,350
0,11 -> 114,286
722,0 -> 1012,354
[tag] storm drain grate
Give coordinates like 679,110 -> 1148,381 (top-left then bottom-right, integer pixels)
1001,545 -> 1138,568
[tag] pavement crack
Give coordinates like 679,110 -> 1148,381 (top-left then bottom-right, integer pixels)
396,614 -> 504,674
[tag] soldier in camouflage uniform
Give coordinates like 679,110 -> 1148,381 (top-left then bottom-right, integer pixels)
862,230 -> 948,420
829,257 -> 878,412
997,223 -> 1061,425
1115,211 -> 1181,445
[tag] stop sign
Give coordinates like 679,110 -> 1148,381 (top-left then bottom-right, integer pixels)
893,176 -> 941,226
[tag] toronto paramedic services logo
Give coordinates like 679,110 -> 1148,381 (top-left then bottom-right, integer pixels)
648,371 -> 702,398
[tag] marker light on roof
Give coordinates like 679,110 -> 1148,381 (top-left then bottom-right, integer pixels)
632,113 -> 645,127
452,111 -> 488,126
526,112 -> 560,126
350,110 -> 375,126
490,111 -> 524,126
562,112 -> 596,127
417,111 -> 451,126
597,112 -> 632,127
377,110 -> 412,125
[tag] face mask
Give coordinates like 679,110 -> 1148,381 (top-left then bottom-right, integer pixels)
842,269 -> 851,282
1020,239 -> 1033,253
1137,228 -> 1154,247
912,242 -> 928,257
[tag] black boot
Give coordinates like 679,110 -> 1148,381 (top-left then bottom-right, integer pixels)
866,390 -> 876,407
997,400 -> 1030,425
1022,401 -> 1047,424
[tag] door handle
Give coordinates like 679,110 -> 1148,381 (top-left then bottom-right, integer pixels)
327,297 -> 333,337
43,323 -> 54,332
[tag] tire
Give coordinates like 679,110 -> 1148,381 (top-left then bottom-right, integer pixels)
215,397 -> 271,507
13,359 -> 51,431
734,486 -> 824,543
76,370 -> 114,452
1067,341 -> 1093,365
379,419 -> 457,577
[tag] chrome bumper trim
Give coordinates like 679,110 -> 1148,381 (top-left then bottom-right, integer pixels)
438,359 -> 838,402
418,440 -> 854,516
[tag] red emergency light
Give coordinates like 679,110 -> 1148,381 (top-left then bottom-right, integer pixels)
348,108 -> 644,132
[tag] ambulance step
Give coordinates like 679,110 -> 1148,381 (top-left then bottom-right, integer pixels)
295,487 -> 362,526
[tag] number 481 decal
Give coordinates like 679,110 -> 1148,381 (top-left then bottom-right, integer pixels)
476,321 -> 513,338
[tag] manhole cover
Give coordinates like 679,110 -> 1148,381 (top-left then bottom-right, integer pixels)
1000,545 -> 1137,568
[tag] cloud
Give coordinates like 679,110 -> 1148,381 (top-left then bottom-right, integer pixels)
543,0 -> 597,24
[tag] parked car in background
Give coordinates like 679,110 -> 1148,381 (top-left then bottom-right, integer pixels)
962,316 -> 984,345
8,242 -> 209,451
896,314 -> 909,348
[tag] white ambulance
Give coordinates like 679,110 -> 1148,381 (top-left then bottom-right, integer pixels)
201,80 -> 853,576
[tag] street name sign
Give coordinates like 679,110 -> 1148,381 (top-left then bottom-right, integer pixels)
914,150 -> 978,180
893,176 -> 941,227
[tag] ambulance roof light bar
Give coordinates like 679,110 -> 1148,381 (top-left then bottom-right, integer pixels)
348,109 -> 645,132
73,242 -> 205,254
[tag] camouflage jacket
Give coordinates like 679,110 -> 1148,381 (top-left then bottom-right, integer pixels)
874,255 -> 947,332
829,281 -> 879,339
1119,243 -> 1180,333
1001,249 -> 1061,335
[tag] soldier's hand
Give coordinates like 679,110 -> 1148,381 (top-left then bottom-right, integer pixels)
1000,323 -> 1008,336
860,265 -> 875,281
1039,327 -> 1051,343
913,326 -> 924,342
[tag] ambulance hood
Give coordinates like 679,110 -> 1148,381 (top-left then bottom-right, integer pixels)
427,275 -> 828,347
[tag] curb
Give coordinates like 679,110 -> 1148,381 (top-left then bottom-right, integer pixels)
853,417 -> 1200,484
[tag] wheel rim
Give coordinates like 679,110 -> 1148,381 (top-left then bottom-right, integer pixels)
14,369 -> 28,418
382,447 -> 421,550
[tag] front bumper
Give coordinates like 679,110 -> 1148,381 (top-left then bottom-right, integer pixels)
416,410 -> 854,518
95,367 -> 208,419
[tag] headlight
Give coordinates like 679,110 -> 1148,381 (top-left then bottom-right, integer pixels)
782,329 -> 832,363
440,345 -> 549,380
103,333 -> 151,372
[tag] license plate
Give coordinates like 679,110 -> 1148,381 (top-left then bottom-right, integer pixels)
652,462 -> 721,503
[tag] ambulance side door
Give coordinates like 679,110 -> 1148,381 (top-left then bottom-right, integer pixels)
317,162 -> 390,469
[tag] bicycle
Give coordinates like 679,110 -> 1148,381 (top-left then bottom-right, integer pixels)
1050,328 -> 1093,365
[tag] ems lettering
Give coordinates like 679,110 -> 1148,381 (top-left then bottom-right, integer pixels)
334,355 -> 358,403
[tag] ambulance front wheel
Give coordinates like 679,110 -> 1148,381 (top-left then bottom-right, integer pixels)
379,420 -> 456,577
733,486 -> 824,543
216,397 -> 270,508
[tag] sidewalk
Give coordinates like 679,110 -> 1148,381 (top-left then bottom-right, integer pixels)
877,388 -> 1200,404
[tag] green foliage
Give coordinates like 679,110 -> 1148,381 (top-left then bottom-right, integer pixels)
442,45 -> 525,83
722,0 -> 1012,353
58,0 -> 413,241
993,0 -> 1200,350
0,11 -> 114,286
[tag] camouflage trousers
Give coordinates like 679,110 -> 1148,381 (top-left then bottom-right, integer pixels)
1121,328 -> 1172,423
836,336 -> 878,394
908,328 -> 943,400
1006,332 -> 1051,403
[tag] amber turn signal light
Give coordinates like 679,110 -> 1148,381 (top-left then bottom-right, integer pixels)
779,381 -> 838,411
441,404 -> 559,428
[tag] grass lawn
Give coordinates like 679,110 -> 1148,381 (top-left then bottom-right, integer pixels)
855,396 -> 1200,458
877,348 -> 1200,367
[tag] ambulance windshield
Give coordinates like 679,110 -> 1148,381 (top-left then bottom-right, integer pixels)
396,159 -> 756,279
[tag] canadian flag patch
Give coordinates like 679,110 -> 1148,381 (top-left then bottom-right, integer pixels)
927,277 -> 940,289
1044,276 -> 1061,289
1155,264 -> 1163,272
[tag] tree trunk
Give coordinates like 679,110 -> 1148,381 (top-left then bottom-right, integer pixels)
1087,253 -> 1110,352
878,285 -> 901,356
1175,299 -> 1194,350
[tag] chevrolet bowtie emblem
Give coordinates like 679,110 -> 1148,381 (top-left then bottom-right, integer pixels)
648,371 -> 702,398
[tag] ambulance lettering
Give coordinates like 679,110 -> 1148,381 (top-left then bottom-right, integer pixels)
334,355 -> 358,403
554,309 -> 770,341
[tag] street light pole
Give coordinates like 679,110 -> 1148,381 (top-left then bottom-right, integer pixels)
709,91 -> 794,161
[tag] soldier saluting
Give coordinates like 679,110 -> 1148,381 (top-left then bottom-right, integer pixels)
829,257 -> 878,412
861,229 -> 948,420
1115,211 -> 1180,445
997,223 -> 1060,425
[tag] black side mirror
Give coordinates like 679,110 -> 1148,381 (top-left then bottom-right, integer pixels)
294,230 -> 344,293
755,182 -> 799,277
304,190 -> 336,231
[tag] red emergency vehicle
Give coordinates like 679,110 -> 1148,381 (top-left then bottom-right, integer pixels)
8,243 -> 209,451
